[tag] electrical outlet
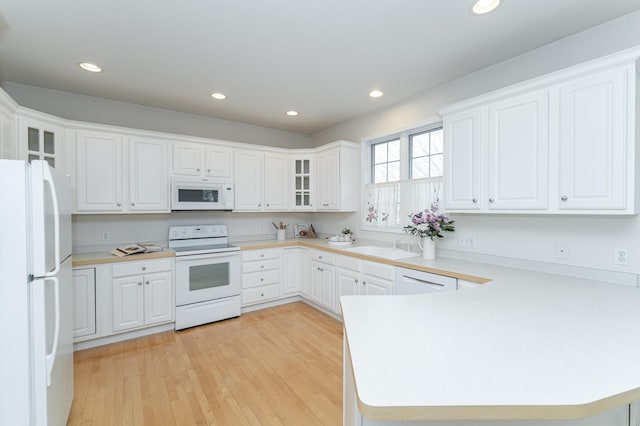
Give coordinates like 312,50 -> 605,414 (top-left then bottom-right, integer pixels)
614,248 -> 629,265
102,231 -> 110,241
556,241 -> 568,259
458,236 -> 475,248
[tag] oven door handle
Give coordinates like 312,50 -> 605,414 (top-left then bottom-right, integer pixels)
175,252 -> 240,261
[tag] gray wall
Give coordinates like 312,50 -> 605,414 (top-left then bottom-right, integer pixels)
310,10 -> 640,274
2,82 -> 312,149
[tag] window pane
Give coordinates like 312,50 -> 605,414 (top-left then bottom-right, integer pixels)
374,164 -> 388,183
296,176 -> 302,190
374,143 -> 388,164
303,160 -> 309,174
45,157 -> 55,167
431,129 -> 443,154
28,128 -> 39,152
44,131 -> 55,154
303,176 -> 309,190
411,134 -> 430,156
387,139 -> 400,161
388,161 -> 400,182
430,154 -> 443,177
295,160 -> 301,174
412,157 -> 429,179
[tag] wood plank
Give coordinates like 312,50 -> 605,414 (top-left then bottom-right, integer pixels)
68,302 -> 343,425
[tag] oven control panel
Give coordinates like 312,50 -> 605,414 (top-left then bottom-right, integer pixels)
169,224 -> 228,240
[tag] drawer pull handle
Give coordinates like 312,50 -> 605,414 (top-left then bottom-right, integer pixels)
142,267 -> 146,271
260,278 -> 264,281
261,293 -> 264,297
145,281 -> 149,285
261,265 -> 264,269
561,195 -> 568,201
472,198 -> 477,203
137,281 -> 142,286
489,198 -> 495,203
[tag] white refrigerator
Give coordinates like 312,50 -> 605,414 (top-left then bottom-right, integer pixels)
0,159 -> 74,426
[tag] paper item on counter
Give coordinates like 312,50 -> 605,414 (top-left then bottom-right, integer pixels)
110,243 -> 163,257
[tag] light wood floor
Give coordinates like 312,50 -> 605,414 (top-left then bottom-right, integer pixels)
68,302 -> 344,426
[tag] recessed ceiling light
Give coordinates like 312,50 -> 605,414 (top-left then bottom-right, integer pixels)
369,90 -> 384,98
210,92 -> 227,100
286,110 -> 299,116
472,0 -> 500,15
78,62 -> 102,73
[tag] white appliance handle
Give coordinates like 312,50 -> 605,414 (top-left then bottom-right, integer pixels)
175,252 -> 240,261
42,164 -> 61,278
44,276 -> 60,387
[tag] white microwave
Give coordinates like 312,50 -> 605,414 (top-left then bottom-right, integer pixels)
171,177 -> 234,210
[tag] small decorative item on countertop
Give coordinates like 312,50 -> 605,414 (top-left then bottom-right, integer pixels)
328,228 -> 355,246
294,223 -> 310,238
403,204 -> 455,260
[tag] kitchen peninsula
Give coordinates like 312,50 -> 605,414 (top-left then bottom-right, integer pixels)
341,268 -> 640,426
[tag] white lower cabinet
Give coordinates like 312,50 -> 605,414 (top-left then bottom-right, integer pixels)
241,248 -> 282,306
282,247 -> 309,295
337,256 -> 393,313
110,259 -> 174,333
72,268 -> 96,339
309,250 -> 337,312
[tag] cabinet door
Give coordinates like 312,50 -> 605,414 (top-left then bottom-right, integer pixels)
443,109 -> 482,210
298,249 -> 311,296
264,153 -> 289,210
172,142 -> 203,176
292,157 -> 314,210
129,137 -> 169,212
0,103 -> 16,160
487,91 -> 549,210
112,275 -> 144,332
337,268 -> 360,313
310,261 -> 323,304
143,271 -> 174,325
19,117 -> 64,169
72,268 -> 96,339
76,130 -> 124,212
558,67 -> 628,210
317,149 -> 339,209
282,248 -> 302,294
205,145 -> 232,178
320,265 -> 336,312
234,150 -> 264,210
362,275 -> 392,296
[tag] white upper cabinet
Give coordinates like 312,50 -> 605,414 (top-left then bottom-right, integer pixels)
558,66 -> 630,211
172,141 -> 232,178
234,149 -> 264,210
264,153 -> 289,210
440,50 -> 639,215
18,113 -> 65,170
291,156 -> 315,210
487,90 -> 549,210
129,136 -> 169,211
0,89 -> 17,160
76,130 -> 124,212
443,109 -> 482,210
75,129 -> 170,213
315,142 -> 358,211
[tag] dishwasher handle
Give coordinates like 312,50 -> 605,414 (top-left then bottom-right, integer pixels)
401,275 -> 445,288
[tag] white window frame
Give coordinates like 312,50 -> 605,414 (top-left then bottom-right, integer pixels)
360,117 -> 443,234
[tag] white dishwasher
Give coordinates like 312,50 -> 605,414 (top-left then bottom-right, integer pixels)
394,267 -> 457,294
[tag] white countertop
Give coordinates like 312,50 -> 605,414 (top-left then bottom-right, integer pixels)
341,267 -> 640,421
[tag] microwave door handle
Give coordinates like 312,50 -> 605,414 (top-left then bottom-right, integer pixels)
42,164 -> 61,277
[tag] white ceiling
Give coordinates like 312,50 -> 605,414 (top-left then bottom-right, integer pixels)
1,0 -> 640,135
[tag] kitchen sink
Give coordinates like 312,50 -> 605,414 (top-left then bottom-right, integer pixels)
342,246 -> 419,260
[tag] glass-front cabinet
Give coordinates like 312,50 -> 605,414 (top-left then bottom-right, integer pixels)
292,156 -> 314,210
19,116 -> 65,169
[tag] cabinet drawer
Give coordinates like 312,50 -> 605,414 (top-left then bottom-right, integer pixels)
363,261 -> 394,280
337,255 -> 360,271
242,284 -> 280,305
310,251 -> 335,265
242,248 -> 280,261
242,259 -> 280,273
112,258 -> 172,277
242,269 -> 281,288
